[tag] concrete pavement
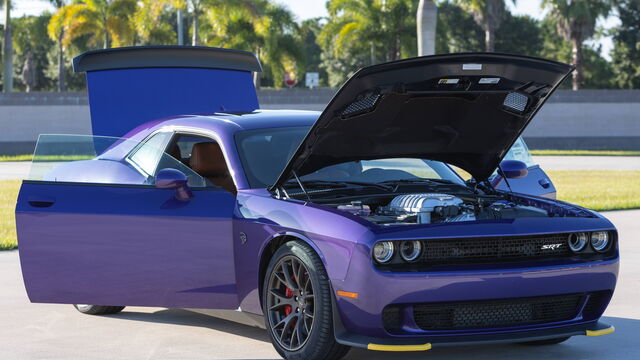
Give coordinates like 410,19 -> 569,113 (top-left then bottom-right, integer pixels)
0,210 -> 638,360
535,156 -> 640,171
0,161 -> 31,180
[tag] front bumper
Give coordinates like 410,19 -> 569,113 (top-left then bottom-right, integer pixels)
335,320 -> 614,351
331,241 -> 619,344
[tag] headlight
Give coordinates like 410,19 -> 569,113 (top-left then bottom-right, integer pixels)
568,232 -> 588,252
373,241 -> 395,263
399,240 -> 422,262
591,231 -> 610,252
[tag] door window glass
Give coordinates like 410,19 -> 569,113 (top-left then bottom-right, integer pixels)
128,132 -> 172,176
503,137 -> 536,167
27,134 -> 208,188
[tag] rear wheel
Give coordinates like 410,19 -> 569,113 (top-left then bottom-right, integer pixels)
519,336 -> 571,345
263,240 -> 350,360
73,305 -> 125,315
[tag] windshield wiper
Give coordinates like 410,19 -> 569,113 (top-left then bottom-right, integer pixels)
381,178 -> 470,190
286,179 -> 393,191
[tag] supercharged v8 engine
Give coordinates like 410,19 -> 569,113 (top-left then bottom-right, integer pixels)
340,193 -> 551,226
381,193 -> 474,224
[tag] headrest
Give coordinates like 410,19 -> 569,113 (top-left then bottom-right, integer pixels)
189,142 -> 228,176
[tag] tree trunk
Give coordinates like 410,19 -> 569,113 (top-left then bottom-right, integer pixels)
3,0 -> 13,93
370,42 -> 376,65
253,48 -> 261,89
485,29 -> 495,52
417,0 -> 438,56
177,9 -> 184,45
192,11 -> 200,46
57,37 -> 66,92
571,38 -> 583,90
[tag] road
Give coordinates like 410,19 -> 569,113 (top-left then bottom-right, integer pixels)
535,156 -> 640,171
0,210 -> 638,360
0,161 -> 31,180
0,156 -> 638,181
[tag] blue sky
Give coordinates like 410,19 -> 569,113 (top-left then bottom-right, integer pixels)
14,0 -> 617,59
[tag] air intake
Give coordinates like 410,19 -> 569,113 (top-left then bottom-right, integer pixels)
503,92 -> 529,113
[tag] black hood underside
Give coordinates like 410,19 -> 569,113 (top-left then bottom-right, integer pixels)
273,53 -> 573,188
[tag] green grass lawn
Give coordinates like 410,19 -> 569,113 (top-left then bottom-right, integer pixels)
0,180 -> 20,250
0,171 -> 638,250
548,170 -> 640,211
0,155 -> 94,162
531,150 -> 640,156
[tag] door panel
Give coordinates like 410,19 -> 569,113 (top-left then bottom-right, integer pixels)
16,182 -> 237,309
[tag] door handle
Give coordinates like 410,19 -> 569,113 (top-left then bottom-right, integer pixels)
538,178 -> 551,189
27,195 -> 56,208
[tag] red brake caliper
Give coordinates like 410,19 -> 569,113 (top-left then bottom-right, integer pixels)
284,287 -> 294,316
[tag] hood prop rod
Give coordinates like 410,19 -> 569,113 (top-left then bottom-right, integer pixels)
292,171 -> 312,202
497,164 -> 514,193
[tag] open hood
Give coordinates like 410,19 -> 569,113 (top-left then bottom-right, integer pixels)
273,53 -> 572,188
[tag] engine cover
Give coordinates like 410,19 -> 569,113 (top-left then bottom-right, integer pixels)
386,193 -> 464,224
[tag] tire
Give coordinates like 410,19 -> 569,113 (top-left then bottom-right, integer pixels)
263,240 -> 350,360
73,304 -> 125,315
519,336 -> 571,345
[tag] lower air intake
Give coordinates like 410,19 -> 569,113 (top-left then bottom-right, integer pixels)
413,293 -> 583,331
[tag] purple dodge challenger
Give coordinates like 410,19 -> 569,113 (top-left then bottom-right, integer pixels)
16,47 -> 618,360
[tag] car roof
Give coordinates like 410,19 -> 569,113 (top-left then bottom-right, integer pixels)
208,109 -> 320,130
123,109 -> 320,142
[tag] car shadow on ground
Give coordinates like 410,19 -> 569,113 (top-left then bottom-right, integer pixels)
115,308 -> 272,343
111,311 -> 640,360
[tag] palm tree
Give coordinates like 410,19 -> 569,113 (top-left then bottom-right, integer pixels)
321,0 -> 416,64
542,0 -> 611,90
54,0 -> 137,49
417,0 -> 438,56
204,0 -> 304,88
456,0 -> 514,52
45,0 -> 67,91
2,0 -> 12,92
133,0 -> 178,44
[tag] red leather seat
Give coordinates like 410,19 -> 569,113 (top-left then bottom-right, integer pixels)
189,142 -> 236,194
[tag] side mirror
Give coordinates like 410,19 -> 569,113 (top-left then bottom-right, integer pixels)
499,160 -> 529,179
155,168 -> 193,201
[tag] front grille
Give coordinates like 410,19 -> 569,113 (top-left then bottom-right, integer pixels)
582,291 -> 611,319
421,233 -> 573,266
413,293 -> 582,331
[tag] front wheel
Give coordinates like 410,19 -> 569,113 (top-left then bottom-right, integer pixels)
73,304 -> 125,315
263,240 -> 349,360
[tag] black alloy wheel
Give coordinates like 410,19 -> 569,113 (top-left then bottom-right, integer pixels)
266,255 -> 315,351
262,240 -> 350,360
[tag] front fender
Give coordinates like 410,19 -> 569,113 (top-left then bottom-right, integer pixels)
234,190 -> 374,314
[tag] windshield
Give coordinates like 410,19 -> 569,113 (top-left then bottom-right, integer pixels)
235,126 -> 464,188
300,158 -> 464,185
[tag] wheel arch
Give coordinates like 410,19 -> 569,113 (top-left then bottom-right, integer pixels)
257,232 -> 328,308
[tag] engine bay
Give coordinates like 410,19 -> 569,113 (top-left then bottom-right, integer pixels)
334,192 -> 551,225
279,175 -> 592,226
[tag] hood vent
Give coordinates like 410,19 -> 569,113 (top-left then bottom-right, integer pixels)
503,92 -> 529,113
341,93 -> 381,118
